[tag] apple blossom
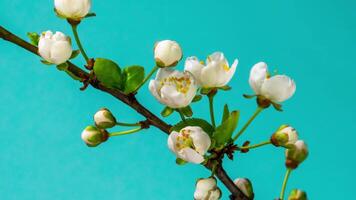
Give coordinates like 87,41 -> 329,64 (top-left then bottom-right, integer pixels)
185,52 -> 238,88
271,125 -> 298,148
194,177 -> 221,200
94,108 -> 117,129
249,62 -> 296,104
38,31 -> 72,65
233,178 -> 254,199
149,68 -> 197,108
168,126 -> 211,164
81,125 -> 108,147
154,40 -> 182,67
285,140 -> 309,169
54,0 -> 91,20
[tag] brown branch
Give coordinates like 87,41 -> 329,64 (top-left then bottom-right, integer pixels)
0,25 -> 250,200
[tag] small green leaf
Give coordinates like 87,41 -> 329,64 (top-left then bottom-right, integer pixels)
171,118 -> 214,136
192,95 -> 202,102
122,65 -> 145,94
56,63 -> 68,71
161,106 -> 174,117
272,102 -> 283,112
70,50 -> 81,59
181,106 -> 193,117
85,12 -> 96,18
221,104 -> 230,124
219,85 -> 231,91
93,58 -> 122,89
176,158 -> 187,165
27,32 -> 40,46
40,60 -> 53,65
200,87 -> 212,95
213,111 -> 240,146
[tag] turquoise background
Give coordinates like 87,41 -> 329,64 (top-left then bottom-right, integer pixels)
1,0 -> 355,199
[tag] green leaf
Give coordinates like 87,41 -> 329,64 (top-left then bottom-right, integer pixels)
181,106 -> 193,117
122,65 -> 145,94
93,58 -> 122,89
56,63 -> 81,81
70,50 -> 81,59
27,32 -> 40,46
221,104 -> 230,124
272,102 -> 283,112
85,12 -> 96,18
219,85 -> 231,91
213,111 -> 240,146
56,63 -> 68,71
171,118 -> 214,136
40,60 -> 53,65
192,95 -> 202,102
200,87 -> 212,95
175,158 -> 187,165
161,106 -> 174,117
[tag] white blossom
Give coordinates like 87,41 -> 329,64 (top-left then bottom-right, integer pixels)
38,31 -> 72,65
194,178 -> 221,200
54,0 -> 91,20
154,40 -> 182,67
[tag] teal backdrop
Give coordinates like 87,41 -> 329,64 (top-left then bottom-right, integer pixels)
1,0 -> 355,199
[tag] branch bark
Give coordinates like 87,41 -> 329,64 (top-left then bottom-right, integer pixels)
0,25 -> 250,200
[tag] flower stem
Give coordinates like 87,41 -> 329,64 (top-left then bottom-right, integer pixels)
208,94 -> 216,128
232,106 -> 264,142
109,127 -> 143,137
279,168 -> 292,200
133,65 -> 159,93
177,109 -> 186,122
239,140 -> 271,150
116,122 -> 141,127
70,24 -> 89,63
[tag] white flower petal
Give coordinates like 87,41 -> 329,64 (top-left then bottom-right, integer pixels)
261,75 -> 296,102
249,62 -> 268,94
184,56 -> 204,85
178,147 -> 205,164
167,131 -> 179,153
50,41 -> 72,64
188,126 -> 211,155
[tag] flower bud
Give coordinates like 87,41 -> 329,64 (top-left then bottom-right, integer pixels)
194,177 -> 221,200
154,40 -> 182,67
288,189 -> 308,200
81,125 -> 108,147
94,108 -> 117,129
38,31 -> 72,65
271,125 -> 298,148
285,140 -> 309,169
233,178 -> 254,199
54,0 -> 91,20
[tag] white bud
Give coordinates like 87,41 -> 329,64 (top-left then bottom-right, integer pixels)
194,178 -> 221,200
94,108 -> 117,129
38,31 -> 72,65
81,125 -> 108,147
154,40 -> 182,67
285,140 -> 309,169
233,178 -> 254,198
54,0 -> 91,20
271,125 -> 298,148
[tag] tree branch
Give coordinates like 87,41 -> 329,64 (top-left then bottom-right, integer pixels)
0,25 -> 250,200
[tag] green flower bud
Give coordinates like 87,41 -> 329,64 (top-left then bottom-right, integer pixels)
288,189 -> 308,200
94,108 -> 117,129
271,125 -> 298,148
233,178 -> 254,199
81,125 -> 108,147
285,140 -> 309,169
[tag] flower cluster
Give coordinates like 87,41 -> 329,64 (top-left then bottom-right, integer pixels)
28,1 -> 311,199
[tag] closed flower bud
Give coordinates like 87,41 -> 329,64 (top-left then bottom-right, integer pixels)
271,125 -> 298,148
285,140 -> 309,169
288,189 -> 308,200
81,125 -> 108,147
94,108 -> 117,129
54,0 -> 91,20
154,40 -> 182,67
38,31 -> 72,65
194,177 -> 221,200
233,178 -> 254,199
